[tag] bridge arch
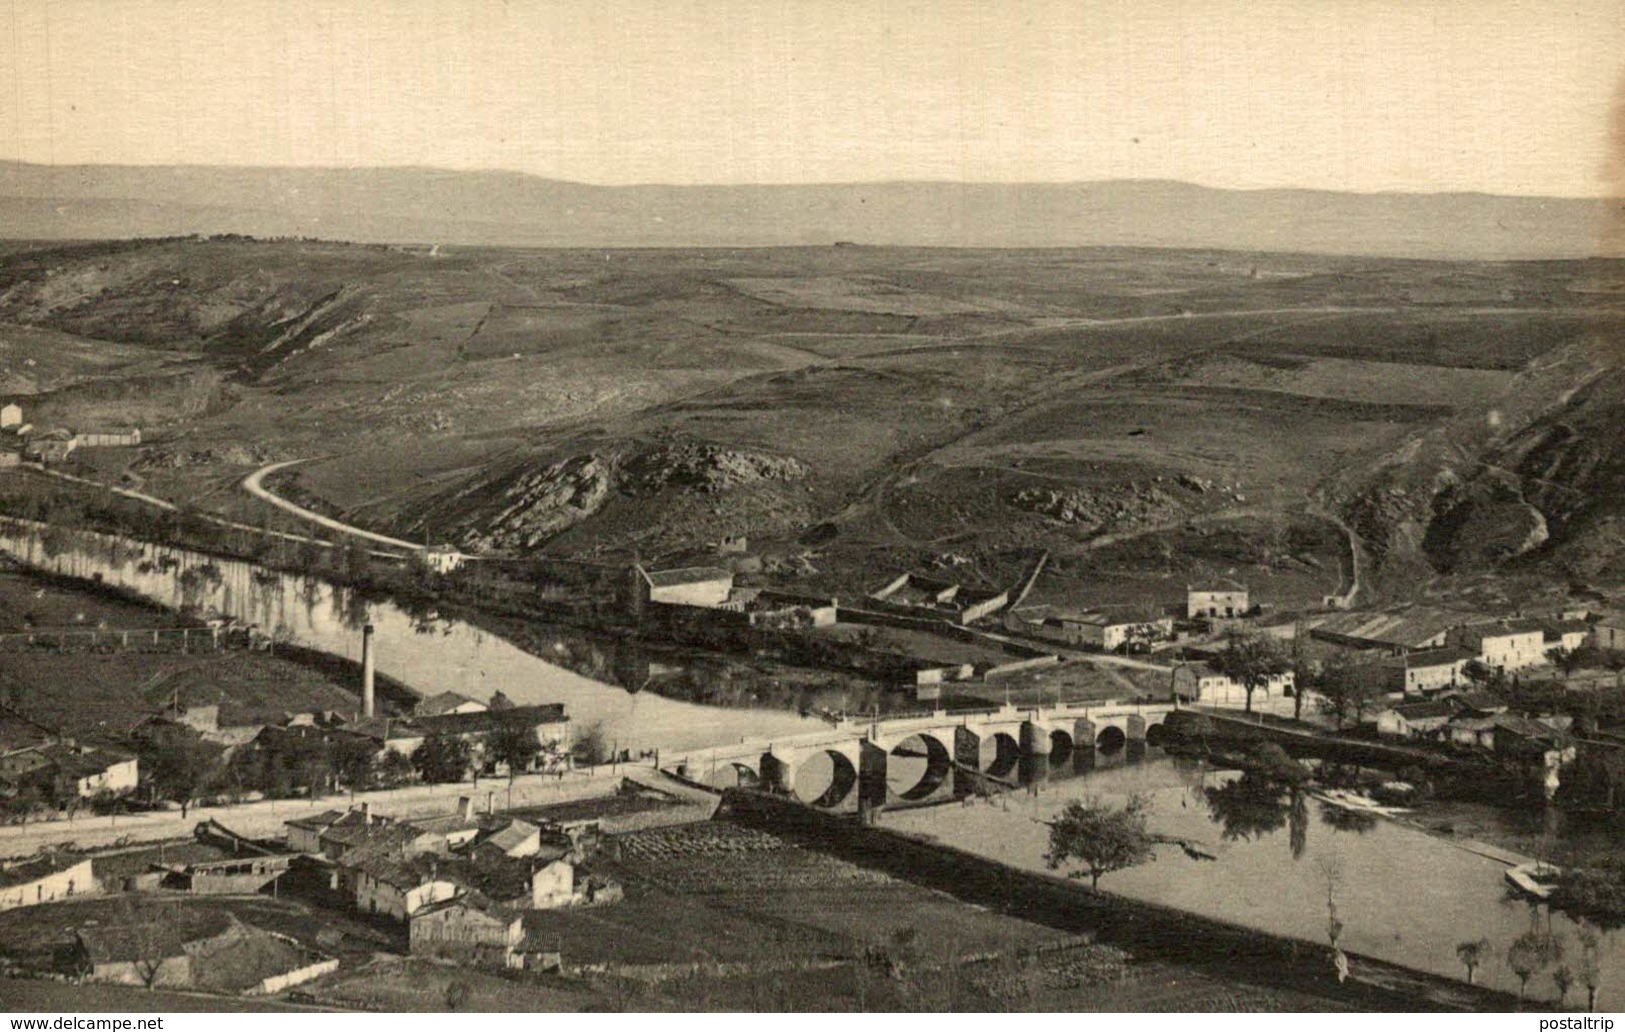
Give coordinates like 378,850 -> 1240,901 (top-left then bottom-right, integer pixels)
1048,729 -> 1075,765
886,732 -> 954,801
1096,725 -> 1127,752
980,731 -> 1022,779
1144,720 -> 1168,747
792,749 -> 860,808
703,760 -> 761,789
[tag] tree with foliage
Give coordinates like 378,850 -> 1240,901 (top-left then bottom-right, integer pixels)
487,690 -> 515,712
374,749 -> 416,788
574,720 -> 612,766
1553,964 -> 1574,1006
1456,938 -> 1490,985
1508,930 -> 1564,1001
1043,793 -> 1157,889
1577,927 -> 1603,1011
1315,650 -> 1383,730
1463,659 -> 1508,689
1288,628 -> 1315,721
1549,647 -> 1586,678
1210,633 -> 1290,714
133,723 -> 222,817
484,723 -> 539,783
334,736 -> 379,794
412,733 -> 472,784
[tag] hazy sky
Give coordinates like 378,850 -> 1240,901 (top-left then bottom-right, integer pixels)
3,0 -> 1622,195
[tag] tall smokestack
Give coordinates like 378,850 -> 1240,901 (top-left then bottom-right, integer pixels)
361,624 -> 376,719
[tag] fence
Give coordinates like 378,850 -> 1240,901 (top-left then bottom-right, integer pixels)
0,625 -> 253,654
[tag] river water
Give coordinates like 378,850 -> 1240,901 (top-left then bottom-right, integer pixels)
883,753 -> 1624,1008
0,521 -> 815,753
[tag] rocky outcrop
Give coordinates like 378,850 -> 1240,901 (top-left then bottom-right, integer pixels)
619,442 -> 809,495
459,454 -> 614,552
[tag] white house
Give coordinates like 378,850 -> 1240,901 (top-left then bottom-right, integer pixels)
1171,663 -> 1294,708
530,858 -> 574,909
0,854 -> 96,911
1390,647 -> 1474,695
1039,608 -> 1173,651
1459,622 -> 1547,673
0,403 -> 20,429
1187,582 -> 1249,620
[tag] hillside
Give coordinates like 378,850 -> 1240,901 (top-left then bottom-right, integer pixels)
2,162 -> 1620,259
1,236 -> 1622,611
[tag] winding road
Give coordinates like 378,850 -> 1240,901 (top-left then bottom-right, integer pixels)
241,459 -> 425,555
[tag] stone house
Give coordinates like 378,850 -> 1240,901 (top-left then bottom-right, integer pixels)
1187,582 -> 1249,620
1375,699 -> 1456,739
409,893 -> 523,965
0,854 -> 96,911
1390,647 -> 1474,695
1591,612 -> 1625,652
1457,621 -> 1548,673
0,403 -> 20,428
1543,620 -> 1591,653
350,853 -> 462,921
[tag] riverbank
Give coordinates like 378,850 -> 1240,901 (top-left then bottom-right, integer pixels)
722,788 -> 1521,1011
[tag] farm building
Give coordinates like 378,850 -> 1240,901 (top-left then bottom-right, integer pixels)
1,742 -> 139,802
409,893 -> 523,965
0,403 -> 20,428
0,854 -> 96,911
1034,607 -> 1173,652
410,703 -> 572,771
349,852 -> 461,920
1309,605 -> 1480,655
869,572 -> 1009,625
636,566 -> 735,608
1456,621 -> 1547,673
155,853 -> 295,895
75,923 -> 198,987
1375,699 -> 1456,739
1187,582 -> 1249,619
1388,647 -> 1474,695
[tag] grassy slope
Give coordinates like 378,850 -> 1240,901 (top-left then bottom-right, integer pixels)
1,238 -> 1621,608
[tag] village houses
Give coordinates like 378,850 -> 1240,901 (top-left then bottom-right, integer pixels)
1187,582 -> 1250,620
0,853 -> 96,911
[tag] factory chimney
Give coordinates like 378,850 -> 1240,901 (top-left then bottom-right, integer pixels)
361,624 -> 376,719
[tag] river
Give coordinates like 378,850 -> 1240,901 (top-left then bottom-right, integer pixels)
882,752 -> 1624,1008
0,520 -> 815,753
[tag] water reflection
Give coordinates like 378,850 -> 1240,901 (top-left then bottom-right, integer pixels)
882,754 -> 1625,1008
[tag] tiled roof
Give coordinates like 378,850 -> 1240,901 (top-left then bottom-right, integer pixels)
1402,647 -> 1475,668
1388,700 -> 1456,720
285,809 -> 346,831
415,692 -> 486,717
1312,606 -> 1479,648
414,704 -> 567,738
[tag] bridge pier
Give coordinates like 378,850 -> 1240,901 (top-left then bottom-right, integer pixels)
760,748 -> 796,796
858,740 -> 889,821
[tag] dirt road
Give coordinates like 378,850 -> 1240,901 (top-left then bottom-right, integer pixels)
242,459 -> 424,554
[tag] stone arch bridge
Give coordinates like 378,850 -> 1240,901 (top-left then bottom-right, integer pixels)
667,701 -> 1176,813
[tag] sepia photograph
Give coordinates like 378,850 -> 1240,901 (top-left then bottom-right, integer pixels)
0,0 -> 1623,1018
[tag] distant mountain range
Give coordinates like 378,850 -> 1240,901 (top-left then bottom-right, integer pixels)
1,161 -> 1618,259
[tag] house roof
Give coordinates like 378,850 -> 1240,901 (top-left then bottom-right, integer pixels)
643,566 -> 732,588
1402,647 -> 1475,669
414,703 -> 567,738
347,850 -> 448,891
1387,700 -> 1456,721
0,710 -> 57,753
471,818 -> 541,854
76,910 -> 232,964
1446,689 -> 1508,713
1544,620 -> 1592,637
1053,606 -> 1167,627
409,891 -> 517,925
33,744 -> 135,780
1189,579 -> 1248,593
1493,713 -> 1565,741
1312,606 -> 1479,649
285,809 -> 347,832
415,692 -> 486,717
